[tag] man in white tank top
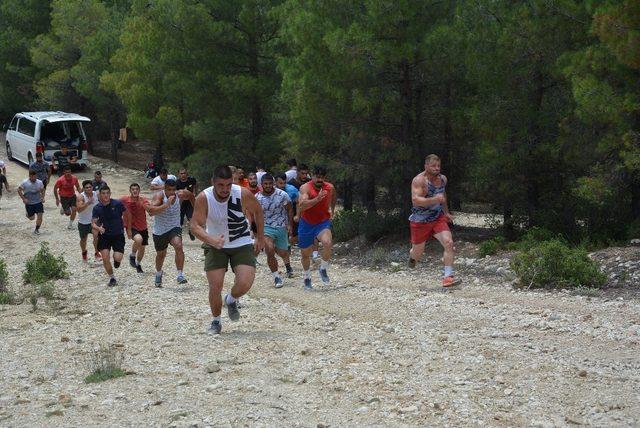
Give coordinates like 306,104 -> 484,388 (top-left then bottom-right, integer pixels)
191,165 -> 265,335
147,179 -> 194,287
75,180 -> 100,263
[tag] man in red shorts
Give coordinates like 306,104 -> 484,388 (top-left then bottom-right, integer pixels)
408,154 -> 460,287
120,183 -> 151,273
53,166 -> 81,230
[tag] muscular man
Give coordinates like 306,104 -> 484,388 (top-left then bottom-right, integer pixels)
408,154 -> 459,287
297,166 -> 336,290
191,165 -> 265,334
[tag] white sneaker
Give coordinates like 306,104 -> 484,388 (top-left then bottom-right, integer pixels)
67,221 -> 74,230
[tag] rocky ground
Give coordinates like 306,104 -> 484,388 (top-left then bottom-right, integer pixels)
0,148 -> 639,427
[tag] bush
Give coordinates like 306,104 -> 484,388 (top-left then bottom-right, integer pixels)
332,209 -> 404,242
478,236 -> 506,257
0,259 -> 8,291
22,242 -> 69,285
510,239 -> 607,289
332,208 -> 366,242
85,344 -> 126,383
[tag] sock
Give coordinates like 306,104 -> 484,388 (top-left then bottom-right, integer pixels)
225,294 -> 236,304
303,270 -> 311,280
213,316 -> 221,323
114,261 -> 121,268
444,266 -> 453,278
320,260 -> 329,270
285,263 -> 292,271
312,250 -> 319,258
177,270 -> 183,277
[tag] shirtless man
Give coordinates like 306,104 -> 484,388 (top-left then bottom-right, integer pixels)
408,154 -> 459,287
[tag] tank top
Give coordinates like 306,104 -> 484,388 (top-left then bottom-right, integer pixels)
153,191 -> 181,235
409,174 -> 447,223
300,182 -> 333,225
204,184 -> 252,249
77,192 -> 97,225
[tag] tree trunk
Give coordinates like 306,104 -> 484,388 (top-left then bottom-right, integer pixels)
342,178 -> 353,211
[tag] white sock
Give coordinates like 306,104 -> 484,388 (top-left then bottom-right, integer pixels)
320,260 -> 329,270
303,270 -> 311,280
444,266 -> 453,278
312,250 -> 319,258
177,270 -> 183,277
156,270 -> 162,276
225,294 -> 236,304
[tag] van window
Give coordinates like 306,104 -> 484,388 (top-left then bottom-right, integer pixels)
17,118 -> 36,137
8,116 -> 18,131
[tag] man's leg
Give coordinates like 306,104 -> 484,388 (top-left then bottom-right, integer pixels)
434,230 -> 457,285
155,249 -> 167,272
316,228 -> 332,283
409,242 -> 426,265
35,212 -> 43,228
171,235 -> 185,271
230,264 -> 256,299
70,206 -> 77,222
101,249 -> 113,276
265,237 -> 278,273
207,269 -> 226,317
80,236 -> 87,256
133,235 -> 145,263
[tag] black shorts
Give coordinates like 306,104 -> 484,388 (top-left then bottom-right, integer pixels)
26,202 -> 44,217
180,201 -> 193,225
78,222 -> 92,239
153,227 -> 182,251
98,234 -> 125,253
60,196 -> 76,213
132,228 -> 149,246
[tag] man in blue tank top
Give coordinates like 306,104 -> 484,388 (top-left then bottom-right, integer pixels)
408,154 -> 460,287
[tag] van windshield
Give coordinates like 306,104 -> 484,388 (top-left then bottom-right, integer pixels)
41,121 -> 84,150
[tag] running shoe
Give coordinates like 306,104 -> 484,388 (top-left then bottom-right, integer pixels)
82,252 -> 88,262
177,273 -> 188,284
33,229 -> 40,235
108,277 -> 117,287
319,268 -> 330,284
155,271 -> 163,288
136,264 -> 144,273
224,294 -> 240,321
304,278 -> 313,290
67,221 -> 74,230
189,231 -> 195,241
286,267 -> 294,278
274,276 -> 283,288
208,319 -> 222,335
408,258 -> 417,268
442,276 -> 461,287
95,252 -> 102,262
59,206 -> 64,215
129,254 -> 136,268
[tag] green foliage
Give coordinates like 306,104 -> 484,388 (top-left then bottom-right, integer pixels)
22,242 -> 69,285
0,259 -> 8,292
85,344 -> 126,383
510,239 -> 607,289
332,208 -> 367,242
332,209 -> 404,242
478,236 -> 506,257
0,292 -> 15,305
85,369 -> 127,384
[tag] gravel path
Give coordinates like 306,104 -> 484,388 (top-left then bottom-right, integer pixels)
0,150 -> 639,427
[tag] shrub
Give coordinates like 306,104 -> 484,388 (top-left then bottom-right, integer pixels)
510,239 -> 607,289
478,236 -> 506,257
0,259 -> 8,292
22,242 -> 69,285
361,212 -> 404,242
0,292 -> 15,305
332,208 -> 366,242
85,344 -> 126,383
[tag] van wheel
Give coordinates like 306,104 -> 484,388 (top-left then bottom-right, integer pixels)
5,142 -> 13,160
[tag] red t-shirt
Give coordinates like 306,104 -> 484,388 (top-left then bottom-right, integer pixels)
55,175 -> 79,198
301,181 -> 334,225
120,196 -> 149,231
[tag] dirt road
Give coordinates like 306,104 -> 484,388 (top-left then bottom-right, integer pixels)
0,150 -> 638,427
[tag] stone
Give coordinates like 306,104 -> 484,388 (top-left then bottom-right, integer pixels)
58,394 -> 73,408
45,410 -> 64,417
504,388 -> 513,396
399,405 -> 419,413
205,363 -> 221,373
578,370 -> 587,378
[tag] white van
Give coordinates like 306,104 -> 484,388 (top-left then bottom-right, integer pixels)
4,111 -> 91,169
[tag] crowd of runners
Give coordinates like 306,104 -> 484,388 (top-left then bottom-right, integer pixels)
0,154 -> 459,334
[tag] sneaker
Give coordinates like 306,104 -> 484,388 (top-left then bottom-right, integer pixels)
208,319 -> 222,335
274,276 -> 283,288
286,268 -> 294,278
319,268 -> 330,284
155,271 -> 163,288
136,264 -> 144,273
303,278 -> 313,290
33,229 -> 40,235
177,273 -> 188,284
59,206 -> 64,215
224,294 -> 240,321
82,252 -> 88,262
442,276 -> 461,287
108,277 -> 117,287
189,231 -> 195,241
129,254 -> 136,268
67,221 -> 74,230
95,252 -> 103,262
408,258 -> 417,268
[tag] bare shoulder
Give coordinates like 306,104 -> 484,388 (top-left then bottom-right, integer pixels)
412,172 -> 425,185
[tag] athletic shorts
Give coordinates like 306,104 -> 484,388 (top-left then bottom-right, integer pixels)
98,234 -> 125,253
264,225 -> 289,250
410,214 -> 450,245
153,227 -> 182,251
291,219 -> 299,238
298,218 -> 331,249
180,201 -> 193,225
25,202 -> 44,217
132,228 -> 149,246
203,244 -> 256,271
60,196 -> 76,213
78,222 -> 92,239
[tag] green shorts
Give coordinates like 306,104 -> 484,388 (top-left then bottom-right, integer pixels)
203,244 -> 256,271
264,225 -> 289,250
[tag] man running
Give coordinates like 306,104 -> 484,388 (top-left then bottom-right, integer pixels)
275,173 -> 299,246
297,166 -> 336,290
120,183 -> 151,273
91,171 -> 108,191
52,145 -> 77,176
92,186 -> 127,287
148,179 -> 193,286
150,168 -> 177,191
247,172 -> 261,195
257,174 -> 294,287
191,165 -> 265,335
176,168 -> 197,241
0,168 -> 9,208
29,152 -> 51,189
75,180 -> 99,262
288,163 -> 309,189
408,154 -> 459,287
53,166 -> 81,229
18,170 -> 45,234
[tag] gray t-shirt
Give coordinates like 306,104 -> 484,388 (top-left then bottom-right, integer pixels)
21,178 -> 44,205
29,160 -> 50,183
256,188 -> 291,228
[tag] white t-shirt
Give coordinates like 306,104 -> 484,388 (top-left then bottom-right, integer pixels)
256,171 -> 267,184
0,160 -> 5,170
151,174 -> 177,188
285,168 -> 297,182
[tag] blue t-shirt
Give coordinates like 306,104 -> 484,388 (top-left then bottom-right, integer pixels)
92,199 -> 126,235
284,183 -> 299,210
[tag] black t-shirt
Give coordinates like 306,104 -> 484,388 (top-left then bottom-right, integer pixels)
288,177 -> 307,190
0,174 -> 7,195
53,151 -> 73,169
92,179 -> 108,191
92,199 -> 126,236
176,177 -> 197,194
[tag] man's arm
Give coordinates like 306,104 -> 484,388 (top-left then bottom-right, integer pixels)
241,188 -> 265,254
297,184 -> 327,212
146,193 -> 172,215
411,176 -> 444,207
76,193 -> 88,212
92,217 -> 105,234
39,183 -> 45,203
191,192 -> 225,248
285,201 -> 294,235
53,181 -> 60,205
74,179 -> 81,192
17,184 -> 26,203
